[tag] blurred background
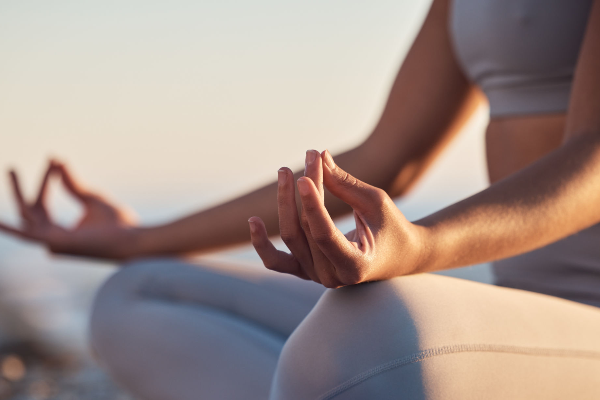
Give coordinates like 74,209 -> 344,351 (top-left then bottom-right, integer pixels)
0,0 -> 490,398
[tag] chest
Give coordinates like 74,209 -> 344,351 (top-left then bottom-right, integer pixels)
449,0 -> 593,85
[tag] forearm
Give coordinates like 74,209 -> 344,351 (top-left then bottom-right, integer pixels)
133,145 -> 403,257
416,133 -> 600,273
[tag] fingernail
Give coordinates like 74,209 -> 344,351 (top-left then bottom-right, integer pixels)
323,150 -> 335,169
248,219 -> 256,233
306,150 -> 317,164
278,168 -> 287,185
297,178 -> 309,195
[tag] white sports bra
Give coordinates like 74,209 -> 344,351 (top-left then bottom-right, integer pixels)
449,0 -> 593,117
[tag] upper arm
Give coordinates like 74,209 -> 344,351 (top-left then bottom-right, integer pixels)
360,0 -> 481,197
565,0 -> 600,140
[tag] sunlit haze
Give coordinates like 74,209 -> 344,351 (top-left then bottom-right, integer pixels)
0,0 -> 488,226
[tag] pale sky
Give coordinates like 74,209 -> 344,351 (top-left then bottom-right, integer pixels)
0,0 -> 489,226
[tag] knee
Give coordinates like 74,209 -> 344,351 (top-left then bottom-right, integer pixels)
271,277 -> 423,399
89,259 -> 171,361
270,274 -> 479,400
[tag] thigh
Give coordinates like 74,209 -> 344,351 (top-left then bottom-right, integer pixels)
105,257 -> 325,337
90,258 -> 325,400
271,274 -> 600,400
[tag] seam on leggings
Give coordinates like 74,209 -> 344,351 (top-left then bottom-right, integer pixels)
318,343 -> 600,400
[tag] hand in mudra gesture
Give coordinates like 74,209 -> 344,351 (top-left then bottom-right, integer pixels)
0,161 -> 138,259
249,150 -> 427,288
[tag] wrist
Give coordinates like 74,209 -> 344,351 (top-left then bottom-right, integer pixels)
129,225 -> 160,259
410,222 -> 439,274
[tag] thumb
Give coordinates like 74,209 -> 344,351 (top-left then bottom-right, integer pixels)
321,150 -> 389,216
55,163 -> 93,202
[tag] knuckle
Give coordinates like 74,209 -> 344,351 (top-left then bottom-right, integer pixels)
369,188 -> 389,205
301,201 -> 318,214
279,231 -> 298,245
320,275 -> 343,289
339,171 -> 359,188
262,258 -> 280,271
321,279 -> 337,289
311,232 -> 332,247
264,263 -> 277,271
251,238 -> 268,251
299,215 -> 311,232
277,194 -> 292,208
339,268 -> 366,286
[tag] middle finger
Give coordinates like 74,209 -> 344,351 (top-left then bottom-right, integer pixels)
277,167 -> 314,274
301,150 -> 338,286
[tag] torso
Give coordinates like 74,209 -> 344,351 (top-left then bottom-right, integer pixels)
449,0 -> 593,182
449,0 -> 600,306
486,115 -> 565,184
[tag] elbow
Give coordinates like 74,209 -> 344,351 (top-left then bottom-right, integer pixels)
385,157 -> 431,198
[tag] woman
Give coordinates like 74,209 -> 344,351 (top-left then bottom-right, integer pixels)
2,0 -> 600,398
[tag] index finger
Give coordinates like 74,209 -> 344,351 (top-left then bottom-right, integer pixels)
35,160 -> 58,206
296,177 -> 359,266
9,170 -> 30,217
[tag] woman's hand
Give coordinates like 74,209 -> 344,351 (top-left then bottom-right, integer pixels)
249,150 -> 430,288
0,161 -> 140,260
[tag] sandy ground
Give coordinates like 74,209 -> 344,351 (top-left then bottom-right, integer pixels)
0,244 -> 133,400
0,344 -> 132,400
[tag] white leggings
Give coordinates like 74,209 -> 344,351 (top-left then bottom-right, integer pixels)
90,259 -> 600,400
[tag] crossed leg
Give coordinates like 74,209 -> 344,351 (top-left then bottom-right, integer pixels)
272,274 -> 600,400
89,258 -> 325,400
90,260 -> 600,400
